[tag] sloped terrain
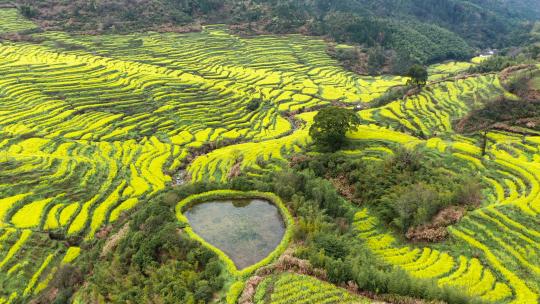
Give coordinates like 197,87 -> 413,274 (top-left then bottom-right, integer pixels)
0,7 -> 539,304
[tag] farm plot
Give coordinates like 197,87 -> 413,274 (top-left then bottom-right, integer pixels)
0,136 -> 174,236
0,9 -> 36,34
427,60 -> 475,81
0,12 -> 539,303
187,112 -> 315,182
0,23 -> 408,302
0,228 -> 80,303
358,74 -> 508,137
253,272 -> 371,304
348,121 -> 540,302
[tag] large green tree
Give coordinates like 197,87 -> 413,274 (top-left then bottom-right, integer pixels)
309,106 -> 360,151
406,64 -> 428,86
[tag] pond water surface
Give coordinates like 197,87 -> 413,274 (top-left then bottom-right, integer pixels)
185,199 -> 286,269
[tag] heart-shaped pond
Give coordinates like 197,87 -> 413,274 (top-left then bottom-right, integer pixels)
184,198 -> 286,269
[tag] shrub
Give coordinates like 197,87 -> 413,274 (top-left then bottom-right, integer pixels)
296,149 -> 482,234
246,99 -> 260,111
74,187 -> 226,304
387,147 -> 423,172
313,233 -> 349,258
406,64 -> 428,86
453,177 -> 483,205
19,5 -> 38,18
378,183 -> 446,233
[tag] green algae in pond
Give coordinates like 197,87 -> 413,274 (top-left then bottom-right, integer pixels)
185,199 -> 285,269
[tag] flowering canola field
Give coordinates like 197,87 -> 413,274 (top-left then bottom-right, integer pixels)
349,82 -> 540,303
0,10 -> 538,303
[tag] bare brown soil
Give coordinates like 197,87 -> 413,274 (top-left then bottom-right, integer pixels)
406,206 -> 465,242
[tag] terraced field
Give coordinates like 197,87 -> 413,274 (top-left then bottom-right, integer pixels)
531,75 -> 540,90
0,12 -> 406,302
350,120 -> 540,302
358,74 -> 511,137
0,8 -> 539,304
253,272 -> 371,304
0,9 -> 36,34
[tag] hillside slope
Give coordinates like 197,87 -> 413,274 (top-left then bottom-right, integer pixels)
8,0 -> 540,68
0,7 -> 539,304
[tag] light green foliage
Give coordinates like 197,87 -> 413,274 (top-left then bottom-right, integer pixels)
255,272 -> 371,304
530,75 -> 540,90
0,9 -> 36,33
226,281 -> 245,304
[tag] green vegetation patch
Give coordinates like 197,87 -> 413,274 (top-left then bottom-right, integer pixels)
0,8 -> 37,33
457,98 -> 540,133
254,272 -> 371,304
530,75 -> 540,90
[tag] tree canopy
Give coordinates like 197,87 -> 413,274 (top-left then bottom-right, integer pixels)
309,106 -> 360,151
407,64 -> 428,86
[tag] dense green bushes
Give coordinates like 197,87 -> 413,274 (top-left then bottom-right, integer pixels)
294,148 -> 482,234
18,5 -> 38,18
316,13 -> 473,72
384,20 -> 472,66
456,97 -> 540,133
